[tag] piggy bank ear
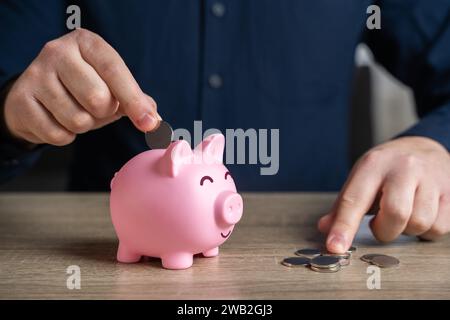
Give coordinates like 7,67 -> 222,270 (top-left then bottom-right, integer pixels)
160,140 -> 193,177
194,133 -> 225,164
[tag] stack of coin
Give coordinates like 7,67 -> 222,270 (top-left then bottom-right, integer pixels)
360,254 -> 400,268
310,256 -> 341,273
322,252 -> 351,267
282,245 -> 357,272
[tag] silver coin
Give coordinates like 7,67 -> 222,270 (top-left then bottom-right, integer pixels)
310,255 -> 341,269
321,251 -> 351,266
371,255 -> 400,268
145,120 -> 173,149
281,257 -> 311,267
295,248 -> 322,258
322,252 -> 351,259
310,264 -> 341,273
360,253 -> 383,263
339,257 -> 350,266
347,246 -> 357,253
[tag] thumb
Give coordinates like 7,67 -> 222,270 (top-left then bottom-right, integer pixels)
119,93 -> 160,132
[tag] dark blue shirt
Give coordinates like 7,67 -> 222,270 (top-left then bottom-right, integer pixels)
1,0 -> 450,191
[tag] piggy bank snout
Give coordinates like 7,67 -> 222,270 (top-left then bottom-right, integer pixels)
216,191 -> 243,226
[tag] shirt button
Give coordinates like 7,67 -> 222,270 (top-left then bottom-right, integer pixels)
211,2 -> 226,17
208,74 -> 223,89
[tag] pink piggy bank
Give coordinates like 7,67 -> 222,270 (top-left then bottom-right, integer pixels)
110,134 -> 243,269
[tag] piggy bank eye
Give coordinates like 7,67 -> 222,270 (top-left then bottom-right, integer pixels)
200,175 -> 214,186
225,172 -> 232,180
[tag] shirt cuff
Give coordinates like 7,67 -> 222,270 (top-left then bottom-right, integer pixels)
398,102 -> 450,151
0,73 -> 46,183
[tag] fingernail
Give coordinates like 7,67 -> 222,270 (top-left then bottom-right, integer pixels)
156,113 -> 162,121
137,113 -> 158,132
327,233 -> 347,253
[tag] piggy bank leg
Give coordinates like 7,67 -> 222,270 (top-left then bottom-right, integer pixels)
202,247 -> 219,257
117,243 -> 141,263
161,253 -> 193,270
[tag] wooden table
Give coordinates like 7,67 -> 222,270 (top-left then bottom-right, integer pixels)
0,192 -> 449,299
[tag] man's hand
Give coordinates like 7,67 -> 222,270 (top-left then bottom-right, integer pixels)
318,136 -> 450,253
3,28 -> 160,146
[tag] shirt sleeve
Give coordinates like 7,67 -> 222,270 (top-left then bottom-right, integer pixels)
364,0 -> 450,150
0,0 -> 67,184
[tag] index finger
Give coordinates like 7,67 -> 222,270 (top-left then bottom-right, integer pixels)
326,154 -> 385,253
75,29 -> 159,131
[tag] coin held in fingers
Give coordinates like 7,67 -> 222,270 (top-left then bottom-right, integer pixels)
145,120 -> 173,149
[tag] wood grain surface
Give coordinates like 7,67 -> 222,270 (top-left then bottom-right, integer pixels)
0,192 -> 449,299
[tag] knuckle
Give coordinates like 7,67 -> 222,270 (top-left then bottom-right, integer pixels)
41,40 -> 65,60
385,203 -> 410,223
429,224 -> 448,238
72,28 -> 90,39
98,61 -> 121,79
340,194 -> 356,207
74,28 -> 101,45
360,149 -> 384,168
45,129 -> 75,146
25,64 -> 42,80
122,94 -> 145,113
39,80 -> 60,103
339,192 -> 359,210
408,215 -> 432,234
85,90 -> 113,117
334,218 -> 354,232
402,154 -> 421,170
70,113 -> 93,133
372,229 -> 391,243
370,220 -> 397,243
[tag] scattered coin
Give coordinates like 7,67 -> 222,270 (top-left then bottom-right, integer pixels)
282,246 -> 399,273
145,120 -> 173,149
370,255 -> 400,268
281,257 -> 311,267
295,248 -> 322,258
360,253 -> 383,263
